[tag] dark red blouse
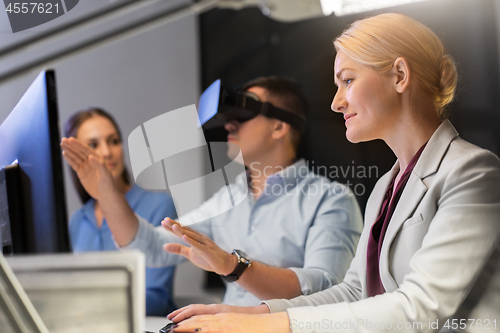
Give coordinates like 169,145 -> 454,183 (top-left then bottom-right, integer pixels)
366,143 -> 427,297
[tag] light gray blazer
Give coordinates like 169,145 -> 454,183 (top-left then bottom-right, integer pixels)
265,120 -> 500,333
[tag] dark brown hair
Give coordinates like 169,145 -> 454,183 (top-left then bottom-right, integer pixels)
64,107 -> 130,203
241,76 -> 308,153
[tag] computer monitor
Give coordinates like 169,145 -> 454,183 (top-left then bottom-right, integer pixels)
4,251 -> 146,333
0,69 -> 70,254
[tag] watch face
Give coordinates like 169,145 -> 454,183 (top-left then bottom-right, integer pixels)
222,249 -> 252,282
234,249 -> 250,264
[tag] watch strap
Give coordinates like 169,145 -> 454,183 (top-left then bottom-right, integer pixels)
222,262 -> 248,282
221,250 -> 251,282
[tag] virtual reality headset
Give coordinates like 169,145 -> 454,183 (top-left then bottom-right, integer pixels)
198,79 -> 306,132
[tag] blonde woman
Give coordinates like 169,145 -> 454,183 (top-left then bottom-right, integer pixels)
167,13 -> 500,333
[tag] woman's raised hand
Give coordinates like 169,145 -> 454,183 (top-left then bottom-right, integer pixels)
60,137 -> 116,200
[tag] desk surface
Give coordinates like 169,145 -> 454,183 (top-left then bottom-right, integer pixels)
145,316 -> 172,332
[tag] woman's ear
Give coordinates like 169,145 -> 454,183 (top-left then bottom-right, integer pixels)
393,57 -> 411,94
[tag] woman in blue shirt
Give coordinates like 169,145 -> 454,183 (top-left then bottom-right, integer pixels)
65,107 -> 178,316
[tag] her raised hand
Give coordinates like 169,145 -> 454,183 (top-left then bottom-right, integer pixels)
61,137 -> 116,200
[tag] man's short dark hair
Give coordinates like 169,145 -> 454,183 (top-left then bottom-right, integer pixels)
241,76 -> 308,153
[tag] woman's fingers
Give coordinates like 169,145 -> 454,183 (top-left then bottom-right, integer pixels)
173,313 -> 248,333
173,313 -> 290,333
61,137 -> 98,166
64,137 -> 93,155
167,305 -> 193,320
168,304 -> 217,323
61,144 -> 87,166
61,138 -> 86,157
77,144 -> 95,159
61,151 -> 82,170
61,138 -> 101,171
173,315 -> 214,332
88,154 -> 109,174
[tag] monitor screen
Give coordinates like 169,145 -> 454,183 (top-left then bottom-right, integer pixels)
0,69 -> 70,254
198,78 -> 221,126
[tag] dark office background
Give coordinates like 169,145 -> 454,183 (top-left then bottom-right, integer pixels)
199,0 -> 500,215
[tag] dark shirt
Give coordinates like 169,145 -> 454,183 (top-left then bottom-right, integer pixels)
366,143 -> 427,297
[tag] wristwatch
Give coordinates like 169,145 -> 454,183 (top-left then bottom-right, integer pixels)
221,249 -> 252,282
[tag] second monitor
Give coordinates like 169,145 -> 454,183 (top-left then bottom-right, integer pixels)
0,69 -> 70,255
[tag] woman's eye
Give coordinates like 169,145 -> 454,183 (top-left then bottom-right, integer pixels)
344,78 -> 353,85
88,142 -> 97,149
110,138 -> 120,145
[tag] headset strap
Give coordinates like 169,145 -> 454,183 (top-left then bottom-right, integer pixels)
241,96 -> 306,132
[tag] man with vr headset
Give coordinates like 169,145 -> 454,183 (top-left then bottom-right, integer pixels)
61,76 -> 363,308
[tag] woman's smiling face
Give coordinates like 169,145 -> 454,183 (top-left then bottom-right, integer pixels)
331,50 -> 401,143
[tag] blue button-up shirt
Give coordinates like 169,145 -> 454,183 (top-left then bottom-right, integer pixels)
69,184 -> 178,316
126,159 -> 363,306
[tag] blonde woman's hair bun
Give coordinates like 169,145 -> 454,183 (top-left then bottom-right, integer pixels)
436,54 -> 458,115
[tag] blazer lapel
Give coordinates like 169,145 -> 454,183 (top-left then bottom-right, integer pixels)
378,120 -> 459,291
379,176 -> 428,290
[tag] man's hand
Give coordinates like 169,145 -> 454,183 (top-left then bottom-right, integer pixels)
60,137 -> 116,200
162,217 -> 302,300
167,304 -> 270,323
162,218 -> 237,275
